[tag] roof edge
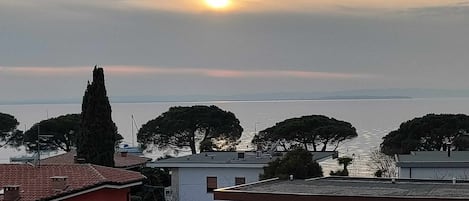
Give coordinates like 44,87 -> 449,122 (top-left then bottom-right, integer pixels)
215,177 -> 469,200
44,180 -> 143,201
215,177 -> 280,192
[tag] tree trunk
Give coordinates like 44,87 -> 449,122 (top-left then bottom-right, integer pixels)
190,131 -> 197,154
321,142 -> 328,152
190,141 -> 197,154
65,144 -> 71,152
312,134 -> 318,151
333,142 -> 340,151
281,142 -> 288,151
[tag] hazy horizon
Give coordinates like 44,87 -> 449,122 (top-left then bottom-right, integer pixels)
4,87 -> 469,105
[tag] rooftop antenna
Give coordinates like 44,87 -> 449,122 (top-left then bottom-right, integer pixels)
36,109 -> 54,167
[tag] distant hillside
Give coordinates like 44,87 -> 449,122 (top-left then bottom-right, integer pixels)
318,95 -> 411,100
3,88 -> 469,105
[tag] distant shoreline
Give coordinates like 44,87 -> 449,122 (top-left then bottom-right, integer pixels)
0,96 -> 412,106
317,95 -> 412,100
5,87 -> 469,106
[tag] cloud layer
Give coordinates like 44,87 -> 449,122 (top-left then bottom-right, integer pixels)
0,66 -> 371,79
1,0 -> 469,102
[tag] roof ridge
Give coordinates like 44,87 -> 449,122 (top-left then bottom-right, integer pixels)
45,150 -> 75,158
88,164 -> 107,181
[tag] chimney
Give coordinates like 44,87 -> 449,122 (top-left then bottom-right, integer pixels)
51,176 -> 68,192
3,185 -> 20,201
120,151 -> 128,157
75,158 -> 86,164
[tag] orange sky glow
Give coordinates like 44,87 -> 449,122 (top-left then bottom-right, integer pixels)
0,66 -> 372,79
119,0 -> 463,13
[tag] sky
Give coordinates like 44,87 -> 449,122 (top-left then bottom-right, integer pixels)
1,0 -> 469,102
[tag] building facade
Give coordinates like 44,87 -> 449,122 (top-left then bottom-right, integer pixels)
149,151 -> 337,201
396,151 -> 469,180
170,166 -> 263,201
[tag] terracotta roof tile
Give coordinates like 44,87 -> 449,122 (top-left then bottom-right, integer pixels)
41,150 -> 151,168
0,164 -> 145,201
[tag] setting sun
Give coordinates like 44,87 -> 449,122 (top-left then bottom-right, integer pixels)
204,0 -> 231,9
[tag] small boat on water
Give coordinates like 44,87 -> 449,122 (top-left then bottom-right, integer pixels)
117,114 -> 144,156
118,144 -> 144,156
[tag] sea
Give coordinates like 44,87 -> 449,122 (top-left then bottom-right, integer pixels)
2,97 -> 469,176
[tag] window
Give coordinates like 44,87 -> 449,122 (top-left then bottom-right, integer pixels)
207,177 -> 217,192
235,177 -> 246,185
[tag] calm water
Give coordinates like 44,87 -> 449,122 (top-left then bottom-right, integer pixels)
2,98 -> 469,176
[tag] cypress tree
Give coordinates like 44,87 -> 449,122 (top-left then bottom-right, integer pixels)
77,66 -> 116,167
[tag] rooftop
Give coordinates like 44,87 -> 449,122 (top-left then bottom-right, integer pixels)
396,151 -> 469,168
215,177 -> 469,200
41,150 -> 151,169
149,151 -> 337,168
0,163 -> 145,201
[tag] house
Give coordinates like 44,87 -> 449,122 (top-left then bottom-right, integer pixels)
148,151 -> 337,201
396,151 -> 469,180
41,150 -> 151,170
0,163 -> 145,201
214,176 -> 469,201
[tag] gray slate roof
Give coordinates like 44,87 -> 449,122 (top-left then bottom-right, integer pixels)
396,151 -> 469,168
153,151 -> 337,165
157,152 -> 273,164
219,177 -> 469,199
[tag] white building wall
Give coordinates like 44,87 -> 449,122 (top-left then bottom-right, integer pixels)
170,168 -> 179,201
175,167 -> 263,201
399,167 -> 469,180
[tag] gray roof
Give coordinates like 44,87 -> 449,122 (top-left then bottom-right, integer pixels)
157,152 -> 274,164
149,151 -> 337,167
396,151 -> 469,168
216,177 -> 469,199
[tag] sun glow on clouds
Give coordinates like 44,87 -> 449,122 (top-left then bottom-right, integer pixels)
204,0 -> 231,9
0,0 -> 462,15
0,66 -> 371,79
118,0 -> 462,14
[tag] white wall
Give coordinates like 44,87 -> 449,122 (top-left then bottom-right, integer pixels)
172,167 -> 264,201
399,167 -> 469,180
170,168 -> 179,201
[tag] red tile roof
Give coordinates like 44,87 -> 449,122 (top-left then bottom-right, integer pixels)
41,150 -> 151,169
0,164 -> 145,201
